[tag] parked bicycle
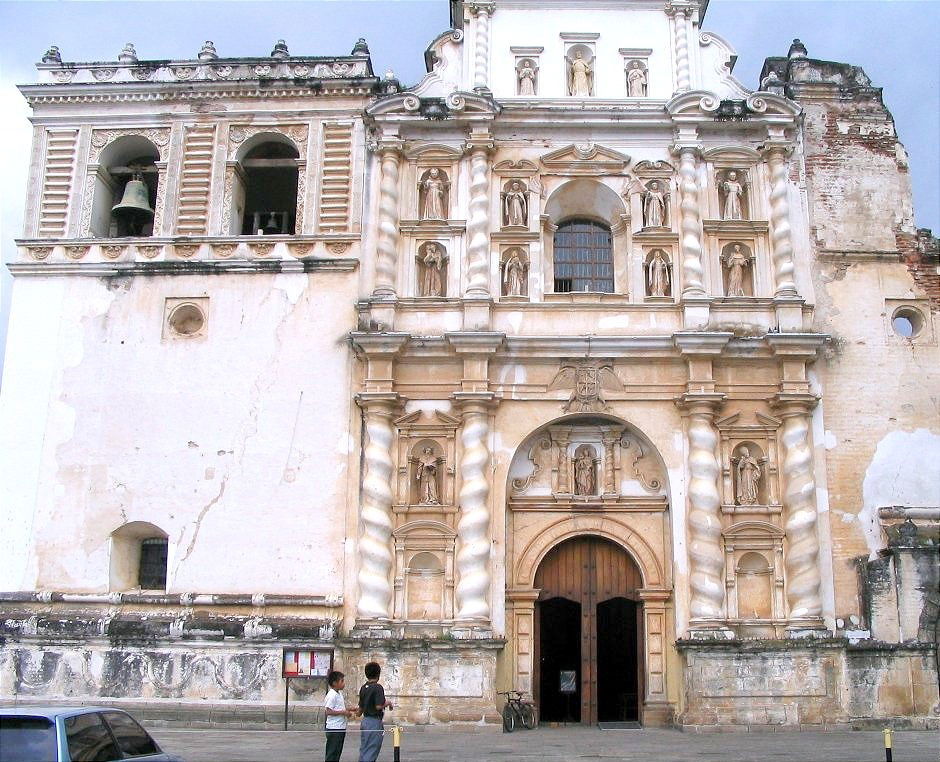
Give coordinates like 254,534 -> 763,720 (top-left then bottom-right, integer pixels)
498,690 -> 537,732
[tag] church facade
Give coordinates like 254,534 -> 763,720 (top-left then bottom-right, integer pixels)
1,0 -> 938,730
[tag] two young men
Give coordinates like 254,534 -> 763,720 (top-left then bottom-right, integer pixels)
323,662 -> 394,762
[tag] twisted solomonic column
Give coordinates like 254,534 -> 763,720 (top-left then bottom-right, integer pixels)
667,5 -> 692,92
469,2 -> 494,92
465,139 -> 493,297
777,397 -> 823,620
676,147 -> 706,297
765,145 -> 799,298
356,398 -> 397,620
373,142 -> 402,297
681,396 -> 725,622
456,399 -> 493,620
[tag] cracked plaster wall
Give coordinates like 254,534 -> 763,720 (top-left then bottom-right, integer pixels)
0,270 -> 357,596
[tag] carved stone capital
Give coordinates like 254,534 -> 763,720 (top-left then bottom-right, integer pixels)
664,1 -> 694,18
675,392 -> 726,417
464,135 -> 495,154
760,141 -> 794,160
669,141 -> 702,159
467,1 -> 496,15
369,137 -> 404,156
770,392 -> 819,418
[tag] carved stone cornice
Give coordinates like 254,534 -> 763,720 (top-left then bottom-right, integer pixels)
350,332 -> 410,358
770,392 -> 819,417
673,332 -> 733,356
445,332 -> 505,355
675,392 -> 726,415
765,333 -> 829,358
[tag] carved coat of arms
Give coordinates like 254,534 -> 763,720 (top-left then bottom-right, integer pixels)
549,360 -> 624,412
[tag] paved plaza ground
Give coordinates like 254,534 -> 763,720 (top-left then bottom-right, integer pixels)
151,726 -> 940,762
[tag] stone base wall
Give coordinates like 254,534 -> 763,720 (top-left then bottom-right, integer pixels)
336,638 -> 504,726
678,639 -> 939,730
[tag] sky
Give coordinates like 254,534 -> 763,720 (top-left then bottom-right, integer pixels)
0,0 -> 938,378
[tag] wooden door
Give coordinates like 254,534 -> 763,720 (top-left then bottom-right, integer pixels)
534,536 -> 642,724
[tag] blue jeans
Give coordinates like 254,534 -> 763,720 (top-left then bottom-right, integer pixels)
358,716 -> 384,762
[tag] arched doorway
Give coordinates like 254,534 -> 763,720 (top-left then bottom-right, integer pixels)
534,536 -> 643,725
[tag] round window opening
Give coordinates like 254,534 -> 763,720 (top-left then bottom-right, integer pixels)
891,307 -> 924,339
168,303 -> 205,336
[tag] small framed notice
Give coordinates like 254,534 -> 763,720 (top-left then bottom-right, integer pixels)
559,670 -> 577,694
282,648 -> 333,678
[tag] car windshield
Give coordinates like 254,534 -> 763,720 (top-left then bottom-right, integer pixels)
0,716 -> 58,762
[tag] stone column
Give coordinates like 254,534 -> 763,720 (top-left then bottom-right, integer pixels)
601,428 -> 621,495
678,393 -> 727,628
465,133 -> 494,299
763,143 -> 799,298
355,394 -> 399,622
673,145 -> 706,297
469,2 -> 495,93
455,394 -> 495,623
666,3 -> 693,92
372,139 -> 403,298
773,393 -> 824,626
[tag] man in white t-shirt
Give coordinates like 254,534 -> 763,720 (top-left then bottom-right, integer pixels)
323,670 -> 358,761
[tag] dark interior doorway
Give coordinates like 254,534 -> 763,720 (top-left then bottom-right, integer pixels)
538,597 -> 581,723
596,597 -> 639,722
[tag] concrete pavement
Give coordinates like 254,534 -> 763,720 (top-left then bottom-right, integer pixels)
150,726 -> 940,761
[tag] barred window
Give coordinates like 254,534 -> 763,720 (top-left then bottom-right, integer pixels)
553,219 -> 614,293
138,538 -> 168,590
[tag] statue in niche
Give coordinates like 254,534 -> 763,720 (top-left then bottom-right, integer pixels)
642,180 -> 669,228
502,181 -> 528,227
733,447 -> 763,505
647,250 -> 671,297
417,242 -> 446,297
503,250 -> 527,297
415,446 -> 442,504
720,170 -> 747,220
573,445 -> 597,496
418,168 -> 449,220
724,243 -> 752,297
518,59 -> 537,96
568,50 -> 593,97
627,61 -> 648,97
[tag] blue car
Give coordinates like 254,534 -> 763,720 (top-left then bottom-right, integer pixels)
0,706 -> 184,762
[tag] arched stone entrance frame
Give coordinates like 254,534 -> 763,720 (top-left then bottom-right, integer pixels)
504,413 -> 675,726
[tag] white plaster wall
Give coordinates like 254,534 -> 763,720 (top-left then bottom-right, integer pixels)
490,8 -> 673,99
0,270 -> 357,595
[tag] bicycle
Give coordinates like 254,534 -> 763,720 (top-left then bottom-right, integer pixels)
498,690 -> 537,732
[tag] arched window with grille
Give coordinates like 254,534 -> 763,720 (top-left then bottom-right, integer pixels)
552,219 -> 614,293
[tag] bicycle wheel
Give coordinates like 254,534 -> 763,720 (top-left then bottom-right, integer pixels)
520,703 -> 537,730
502,703 -> 516,733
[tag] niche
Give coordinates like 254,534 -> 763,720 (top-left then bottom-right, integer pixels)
721,241 -> 754,297
392,520 -> 456,623
565,44 -> 594,96
735,551 -> 773,620
731,441 -> 768,506
410,439 -> 445,505
406,551 -> 445,620
644,249 -> 672,297
416,242 -> 448,297
717,169 -> 749,221
501,180 -> 529,228
501,246 -> 529,297
516,58 -> 539,96
417,168 -> 450,221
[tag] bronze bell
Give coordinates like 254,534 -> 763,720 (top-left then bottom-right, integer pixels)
112,177 -> 154,235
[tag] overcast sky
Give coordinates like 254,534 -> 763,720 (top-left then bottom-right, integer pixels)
0,0 -> 938,379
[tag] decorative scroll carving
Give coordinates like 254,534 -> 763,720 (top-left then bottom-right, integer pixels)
621,437 -> 664,493
357,400 -> 397,620
511,436 -> 551,493
549,361 -> 623,413
89,128 -> 170,162
456,402 -> 492,619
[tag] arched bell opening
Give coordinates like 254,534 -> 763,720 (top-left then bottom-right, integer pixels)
231,136 -> 300,235
92,136 -> 160,238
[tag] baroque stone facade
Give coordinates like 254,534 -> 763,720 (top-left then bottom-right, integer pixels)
1,1 -> 938,730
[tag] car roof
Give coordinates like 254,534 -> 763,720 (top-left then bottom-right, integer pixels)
1,706 -> 129,719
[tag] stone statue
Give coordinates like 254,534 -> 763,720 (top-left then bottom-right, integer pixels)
419,168 -> 449,220
627,61 -> 647,97
503,251 -> 526,296
734,447 -> 762,505
724,243 -> 751,297
568,51 -> 592,97
721,170 -> 746,220
647,250 -> 670,297
502,182 -> 528,227
415,446 -> 441,504
643,181 -> 669,228
573,445 -> 596,496
518,60 -> 536,96
418,243 -> 445,297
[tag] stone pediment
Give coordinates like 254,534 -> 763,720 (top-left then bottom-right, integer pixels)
539,143 -> 630,175
493,159 -> 540,177
394,409 -> 461,429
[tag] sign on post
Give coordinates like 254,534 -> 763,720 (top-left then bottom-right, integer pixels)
282,647 -> 334,730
